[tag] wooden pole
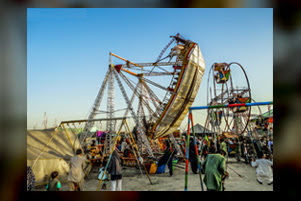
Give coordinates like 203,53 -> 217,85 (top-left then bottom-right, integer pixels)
124,119 -> 153,185
62,123 -> 75,152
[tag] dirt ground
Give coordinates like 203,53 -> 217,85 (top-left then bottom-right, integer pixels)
34,157 -> 273,191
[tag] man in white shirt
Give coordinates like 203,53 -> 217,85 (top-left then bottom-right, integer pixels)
121,138 -> 130,152
68,149 -> 90,191
251,153 -> 273,185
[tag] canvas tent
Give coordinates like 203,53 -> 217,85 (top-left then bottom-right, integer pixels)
251,109 -> 273,122
183,123 -> 214,137
27,129 -> 81,186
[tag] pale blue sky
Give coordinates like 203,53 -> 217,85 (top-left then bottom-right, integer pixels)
27,8 -> 273,129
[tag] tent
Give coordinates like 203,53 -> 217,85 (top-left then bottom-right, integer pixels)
251,109 -> 273,121
27,129 -> 81,186
183,123 -> 214,137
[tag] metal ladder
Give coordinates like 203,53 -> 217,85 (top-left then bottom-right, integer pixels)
104,63 -> 116,155
104,131 -> 111,155
79,68 -> 111,145
169,133 -> 183,156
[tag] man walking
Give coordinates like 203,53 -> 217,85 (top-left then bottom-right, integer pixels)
68,149 -> 90,191
202,149 -> 228,191
189,137 -> 198,174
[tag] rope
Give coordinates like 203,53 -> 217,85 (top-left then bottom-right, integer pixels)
31,125 -> 61,169
124,119 -> 152,185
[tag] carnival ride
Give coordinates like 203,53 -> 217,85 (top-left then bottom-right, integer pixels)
198,61 -> 273,166
206,62 -> 252,136
79,33 -> 205,158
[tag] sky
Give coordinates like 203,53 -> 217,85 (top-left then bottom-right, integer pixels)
27,8 -> 273,130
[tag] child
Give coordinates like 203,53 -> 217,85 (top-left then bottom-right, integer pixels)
251,153 -> 273,185
98,166 -> 108,190
46,171 -> 61,191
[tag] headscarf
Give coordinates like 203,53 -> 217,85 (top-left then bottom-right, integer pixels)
107,150 -> 122,175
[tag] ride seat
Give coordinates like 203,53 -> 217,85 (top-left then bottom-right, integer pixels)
215,70 -> 230,84
232,97 -> 250,113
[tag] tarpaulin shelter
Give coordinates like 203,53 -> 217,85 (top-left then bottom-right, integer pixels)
27,129 -> 81,186
183,123 -> 214,137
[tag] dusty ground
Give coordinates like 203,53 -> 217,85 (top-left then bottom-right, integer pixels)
34,157 -> 273,191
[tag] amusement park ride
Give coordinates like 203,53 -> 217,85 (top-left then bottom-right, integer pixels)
206,62 -> 252,136
76,33 -> 272,163
79,33 -> 205,158
204,61 -> 273,162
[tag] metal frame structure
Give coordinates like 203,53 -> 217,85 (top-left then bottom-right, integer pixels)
79,34 -> 204,158
78,58 -> 155,156
206,62 -> 252,137
78,50 -> 179,157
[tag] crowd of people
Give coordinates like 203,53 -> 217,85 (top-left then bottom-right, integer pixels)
175,133 -> 273,191
27,131 -> 273,191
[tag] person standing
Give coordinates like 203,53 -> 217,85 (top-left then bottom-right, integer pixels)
98,163 -> 109,190
157,141 -> 172,174
268,137 -> 273,155
107,149 -> 123,191
208,137 -> 216,154
68,149 -> 90,191
181,137 -> 186,155
197,138 -> 202,153
202,149 -> 228,191
201,138 -> 209,160
27,166 -> 35,191
189,137 -> 198,174
121,138 -> 130,152
220,138 -> 228,158
268,127 -> 273,137
231,138 -> 241,162
251,153 -> 273,185
239,135 -> 245,158
165,142 -> 177,176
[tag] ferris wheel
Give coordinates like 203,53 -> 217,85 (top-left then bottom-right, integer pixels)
79,34 -> 206,156
206,62 -> 252,136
